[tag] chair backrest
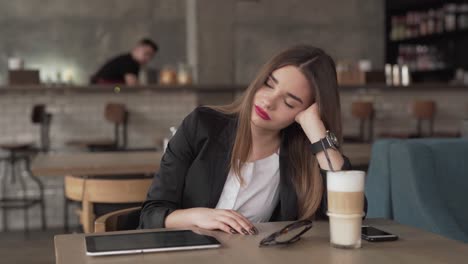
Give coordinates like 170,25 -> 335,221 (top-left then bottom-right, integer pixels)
351,101 -> 375,142
31,104 -> 52,151
104,103 -> 128,148
412,100 -> 436,120
64,176 -> 151,203
94,206 -> 141,233
412,100 -> 436,137
105,103 -> 127,124
366,138 -> 468,243
351,101 -> 374,119
31,104 -> 46,123
64,176 -> 150,233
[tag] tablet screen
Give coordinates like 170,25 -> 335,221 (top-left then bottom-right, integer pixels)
86,230 -> 221,254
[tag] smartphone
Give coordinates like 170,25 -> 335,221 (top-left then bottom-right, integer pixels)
361,226 -> 398,242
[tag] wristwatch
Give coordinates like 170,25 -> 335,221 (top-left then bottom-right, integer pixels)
310,130 -> 339,155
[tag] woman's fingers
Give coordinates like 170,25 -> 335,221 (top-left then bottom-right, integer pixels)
190,208 -> 257,235
217,215 -> 250,235
216,221 -> 236,234
228,210 -> 252,226
222,210 -> 257,235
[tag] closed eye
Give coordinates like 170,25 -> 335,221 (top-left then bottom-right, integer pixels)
284,101 -> 294,108
264,77 -> 275,89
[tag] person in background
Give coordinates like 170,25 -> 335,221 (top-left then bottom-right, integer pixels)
90,38 -> 158,85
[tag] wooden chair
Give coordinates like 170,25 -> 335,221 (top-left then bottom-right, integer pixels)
67,103 -> 128,151
412,100 -> 436,137
344,101 -> 374,143
64,175 -> 151,233
380,100 -> 438,139
412,101 -> 460,138
94,206 -> 141,233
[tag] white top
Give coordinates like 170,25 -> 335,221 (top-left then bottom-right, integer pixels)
215,152 -> 280,223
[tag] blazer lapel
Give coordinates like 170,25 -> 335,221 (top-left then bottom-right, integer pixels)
207,114 -> 237,207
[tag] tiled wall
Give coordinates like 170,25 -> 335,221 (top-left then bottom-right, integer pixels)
1,88 -> 468,230
0,91 -> 197,230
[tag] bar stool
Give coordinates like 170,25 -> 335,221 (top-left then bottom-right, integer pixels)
31,104 -> 52,152
413,100 -> 436,138
0,104 -> 52,233
414,101 -> 460,138
380,100 -> 437,139
67,103 -> 128,151
0,143 -> 46,233
344,101 -> 374,143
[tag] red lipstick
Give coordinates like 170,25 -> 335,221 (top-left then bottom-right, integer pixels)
254,105 -> 271,120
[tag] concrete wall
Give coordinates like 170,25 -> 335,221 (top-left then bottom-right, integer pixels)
233,0 -> 384,83
0,0 -> 384,85
0,0 -> 186,85
194,0 -> 385,84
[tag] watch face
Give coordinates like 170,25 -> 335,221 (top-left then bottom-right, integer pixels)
326,131 -> 339,148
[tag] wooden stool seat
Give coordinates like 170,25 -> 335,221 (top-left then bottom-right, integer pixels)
0,143 -> 34,151
66,139 -> 116,148
431,132 -> 461,138
379,132 -> 415,139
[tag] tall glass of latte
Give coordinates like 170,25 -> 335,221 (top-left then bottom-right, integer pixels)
326,170 -> 365,249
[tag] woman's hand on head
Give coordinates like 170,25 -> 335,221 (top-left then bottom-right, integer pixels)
166,208 -> 257,235
295,102 -> 320,125
295,103 -> 326,143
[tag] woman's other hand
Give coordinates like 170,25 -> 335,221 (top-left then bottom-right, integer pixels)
165,208 -> 258,235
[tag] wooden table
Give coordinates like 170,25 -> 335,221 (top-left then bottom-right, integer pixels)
32,147 -> 371,233
31,151 -> 162,177
31,151 -> 162,232
342,143 -> 372,167
30,146 -> 371,177
55,219 -> 468,264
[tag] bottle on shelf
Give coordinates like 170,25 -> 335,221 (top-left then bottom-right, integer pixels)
389,2 -> 468,41
435,8 -> 445,33
458,4 -> 468,30
397,44 -> 446,72
444,4 -> 457,32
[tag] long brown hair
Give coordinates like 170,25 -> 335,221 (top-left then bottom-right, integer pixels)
210,45 -> 342,219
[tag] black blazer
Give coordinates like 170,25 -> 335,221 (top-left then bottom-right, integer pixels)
139,106 -> 360,229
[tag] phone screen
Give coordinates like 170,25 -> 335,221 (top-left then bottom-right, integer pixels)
362,226 -> 394,236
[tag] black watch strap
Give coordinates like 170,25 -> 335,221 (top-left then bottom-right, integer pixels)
310,138 -> 332,155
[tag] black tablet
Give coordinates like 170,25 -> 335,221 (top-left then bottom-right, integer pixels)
85,230 -> 221,256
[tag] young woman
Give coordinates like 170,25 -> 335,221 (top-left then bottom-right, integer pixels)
139,45 -> 360,236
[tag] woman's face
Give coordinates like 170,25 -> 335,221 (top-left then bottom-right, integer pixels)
251,65 -> 314,132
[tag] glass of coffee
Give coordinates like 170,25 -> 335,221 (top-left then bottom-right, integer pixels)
326,170 -> 365,249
